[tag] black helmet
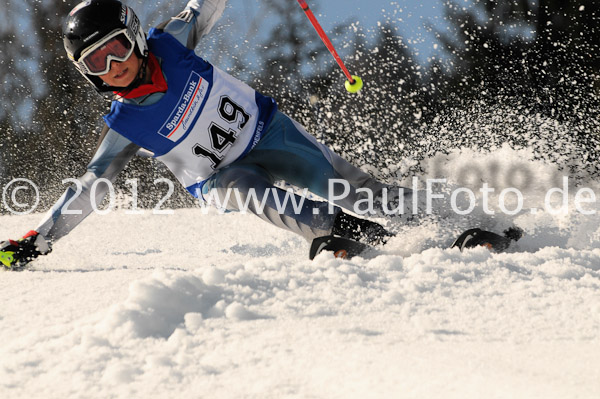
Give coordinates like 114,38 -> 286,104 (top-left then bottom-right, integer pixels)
63,0 -> 148,92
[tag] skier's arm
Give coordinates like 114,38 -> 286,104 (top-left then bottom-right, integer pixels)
156,0 -> 228,49
35,125 -> 140,243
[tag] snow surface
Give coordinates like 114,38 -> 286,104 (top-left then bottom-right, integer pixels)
1,147 -> 600,398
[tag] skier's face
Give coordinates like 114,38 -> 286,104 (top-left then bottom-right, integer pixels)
98,52 -> 143,88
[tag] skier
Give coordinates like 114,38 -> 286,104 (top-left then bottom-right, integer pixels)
0,0 -> 419,269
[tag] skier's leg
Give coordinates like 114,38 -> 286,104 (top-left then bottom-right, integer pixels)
203,163 -> 337,242
241,112 -> 419,219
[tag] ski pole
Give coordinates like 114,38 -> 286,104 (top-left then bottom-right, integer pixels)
295,0 -> 363,93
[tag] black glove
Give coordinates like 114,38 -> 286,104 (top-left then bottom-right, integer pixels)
0,231 -> 51,270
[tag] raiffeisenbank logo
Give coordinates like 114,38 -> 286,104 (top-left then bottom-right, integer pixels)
159,71 -> 209,142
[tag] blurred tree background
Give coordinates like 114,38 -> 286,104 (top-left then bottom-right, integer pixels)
0,0 -> 598,214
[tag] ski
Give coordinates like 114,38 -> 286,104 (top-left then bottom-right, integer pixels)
451,227 -> 523,253
309,235 -> 372,260
310,226 -> 524,260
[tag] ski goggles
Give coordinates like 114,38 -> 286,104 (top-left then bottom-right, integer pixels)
77,29 -> 135,76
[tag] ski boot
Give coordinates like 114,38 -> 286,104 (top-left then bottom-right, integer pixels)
309,211 -> 394,260
452,227 -> 523,253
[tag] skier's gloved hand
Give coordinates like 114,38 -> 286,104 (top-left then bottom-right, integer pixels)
0,231 -> 51,270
